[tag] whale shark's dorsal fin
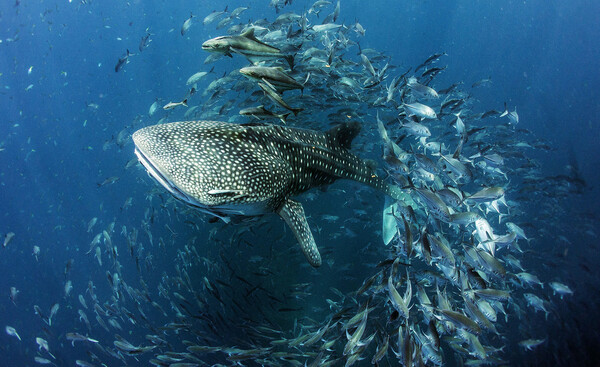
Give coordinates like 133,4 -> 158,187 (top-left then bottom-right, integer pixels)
327,121 -> 361,149
277,198 -> 322,267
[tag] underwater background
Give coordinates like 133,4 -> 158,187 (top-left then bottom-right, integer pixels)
1,0 -> 599,366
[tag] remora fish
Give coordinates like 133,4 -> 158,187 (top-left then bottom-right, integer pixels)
239,105 -> 290,124
202,28 -> 292,67
239,66 -> 303,92
257,81 -> 303,116
132,121 -> 405,267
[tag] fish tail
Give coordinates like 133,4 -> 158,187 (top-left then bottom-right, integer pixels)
291,107 -> 303,116
284,55 -> 295,70
500,102 -> 508,117
279,113 -> 290,124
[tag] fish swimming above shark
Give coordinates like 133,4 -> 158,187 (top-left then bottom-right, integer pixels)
132,120 -> 406,267
239,66 -> 304,93
202,28 -> 293,67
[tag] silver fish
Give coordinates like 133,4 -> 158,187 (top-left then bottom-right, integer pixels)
163,99 -> 188,110
180,13 -> 194,36
403,102 -> 437,120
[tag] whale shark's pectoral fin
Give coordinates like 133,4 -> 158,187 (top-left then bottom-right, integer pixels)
277,198 -> 321,268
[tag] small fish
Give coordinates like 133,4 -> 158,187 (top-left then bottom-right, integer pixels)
203,7 -> 228,25
64,280 -> 73,297
3,232 -> 15,247
401,121 -> 431,138
471,77 -> 492,88
78,294 -> 88,309
114,339 -> 157,355
36,337 -> 55,359
114,49 -> 132,73
230,6 -> 248,18
407,76 -> 439,99
181,13 -> 194,36
49,303 -> 59,326
549,282 -> 573,298
5,326 -> 21,340
162,99 -> 188,110
66,332 -> 98,346
518,338 -> 546,350
437,309 -> 481,335
139,30 -> 151,52
75,361 -> 96,367
32,245 -> 40,260
403,102 -> 437,120
34,356 -> 54,365
95,246 -> 102,266
387,276 -> 410,319
148,101 -> 159,116
186,71 -> 208,85
466,186 -> 505,203
97,176 -> 120,187
9,286 -> 19,304
86,217 -> 97,233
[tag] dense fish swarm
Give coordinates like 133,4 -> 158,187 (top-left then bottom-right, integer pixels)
2,1 -> 594,367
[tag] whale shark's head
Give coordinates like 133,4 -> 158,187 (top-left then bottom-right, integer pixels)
133,121 -> 213,208
132,120 -> 288,219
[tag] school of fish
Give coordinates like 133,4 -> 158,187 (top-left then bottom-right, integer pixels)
3,1 -> 595,367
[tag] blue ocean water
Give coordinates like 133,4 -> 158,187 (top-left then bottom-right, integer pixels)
1,0 -> 599,366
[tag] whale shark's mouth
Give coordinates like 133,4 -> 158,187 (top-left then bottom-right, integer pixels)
134,144 -> 237,222
134,146 -> 200,207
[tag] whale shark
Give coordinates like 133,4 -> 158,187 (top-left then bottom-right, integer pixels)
132,120 -> 405,267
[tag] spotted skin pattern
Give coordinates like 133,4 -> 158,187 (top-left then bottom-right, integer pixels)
133,120 -> 404,267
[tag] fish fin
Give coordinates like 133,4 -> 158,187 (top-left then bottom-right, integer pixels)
302,72 -> 310,88
284,55 -> 295,70
277,199 -> 321,267
382,197 -> 398,246
182,99 -> 188,107
291,107 -> 304,116
241,27 -> 258,41
279,112 -> 290,124
499,102 -> 508,117
260,77 -> 277,91
327,121 -> 362,149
